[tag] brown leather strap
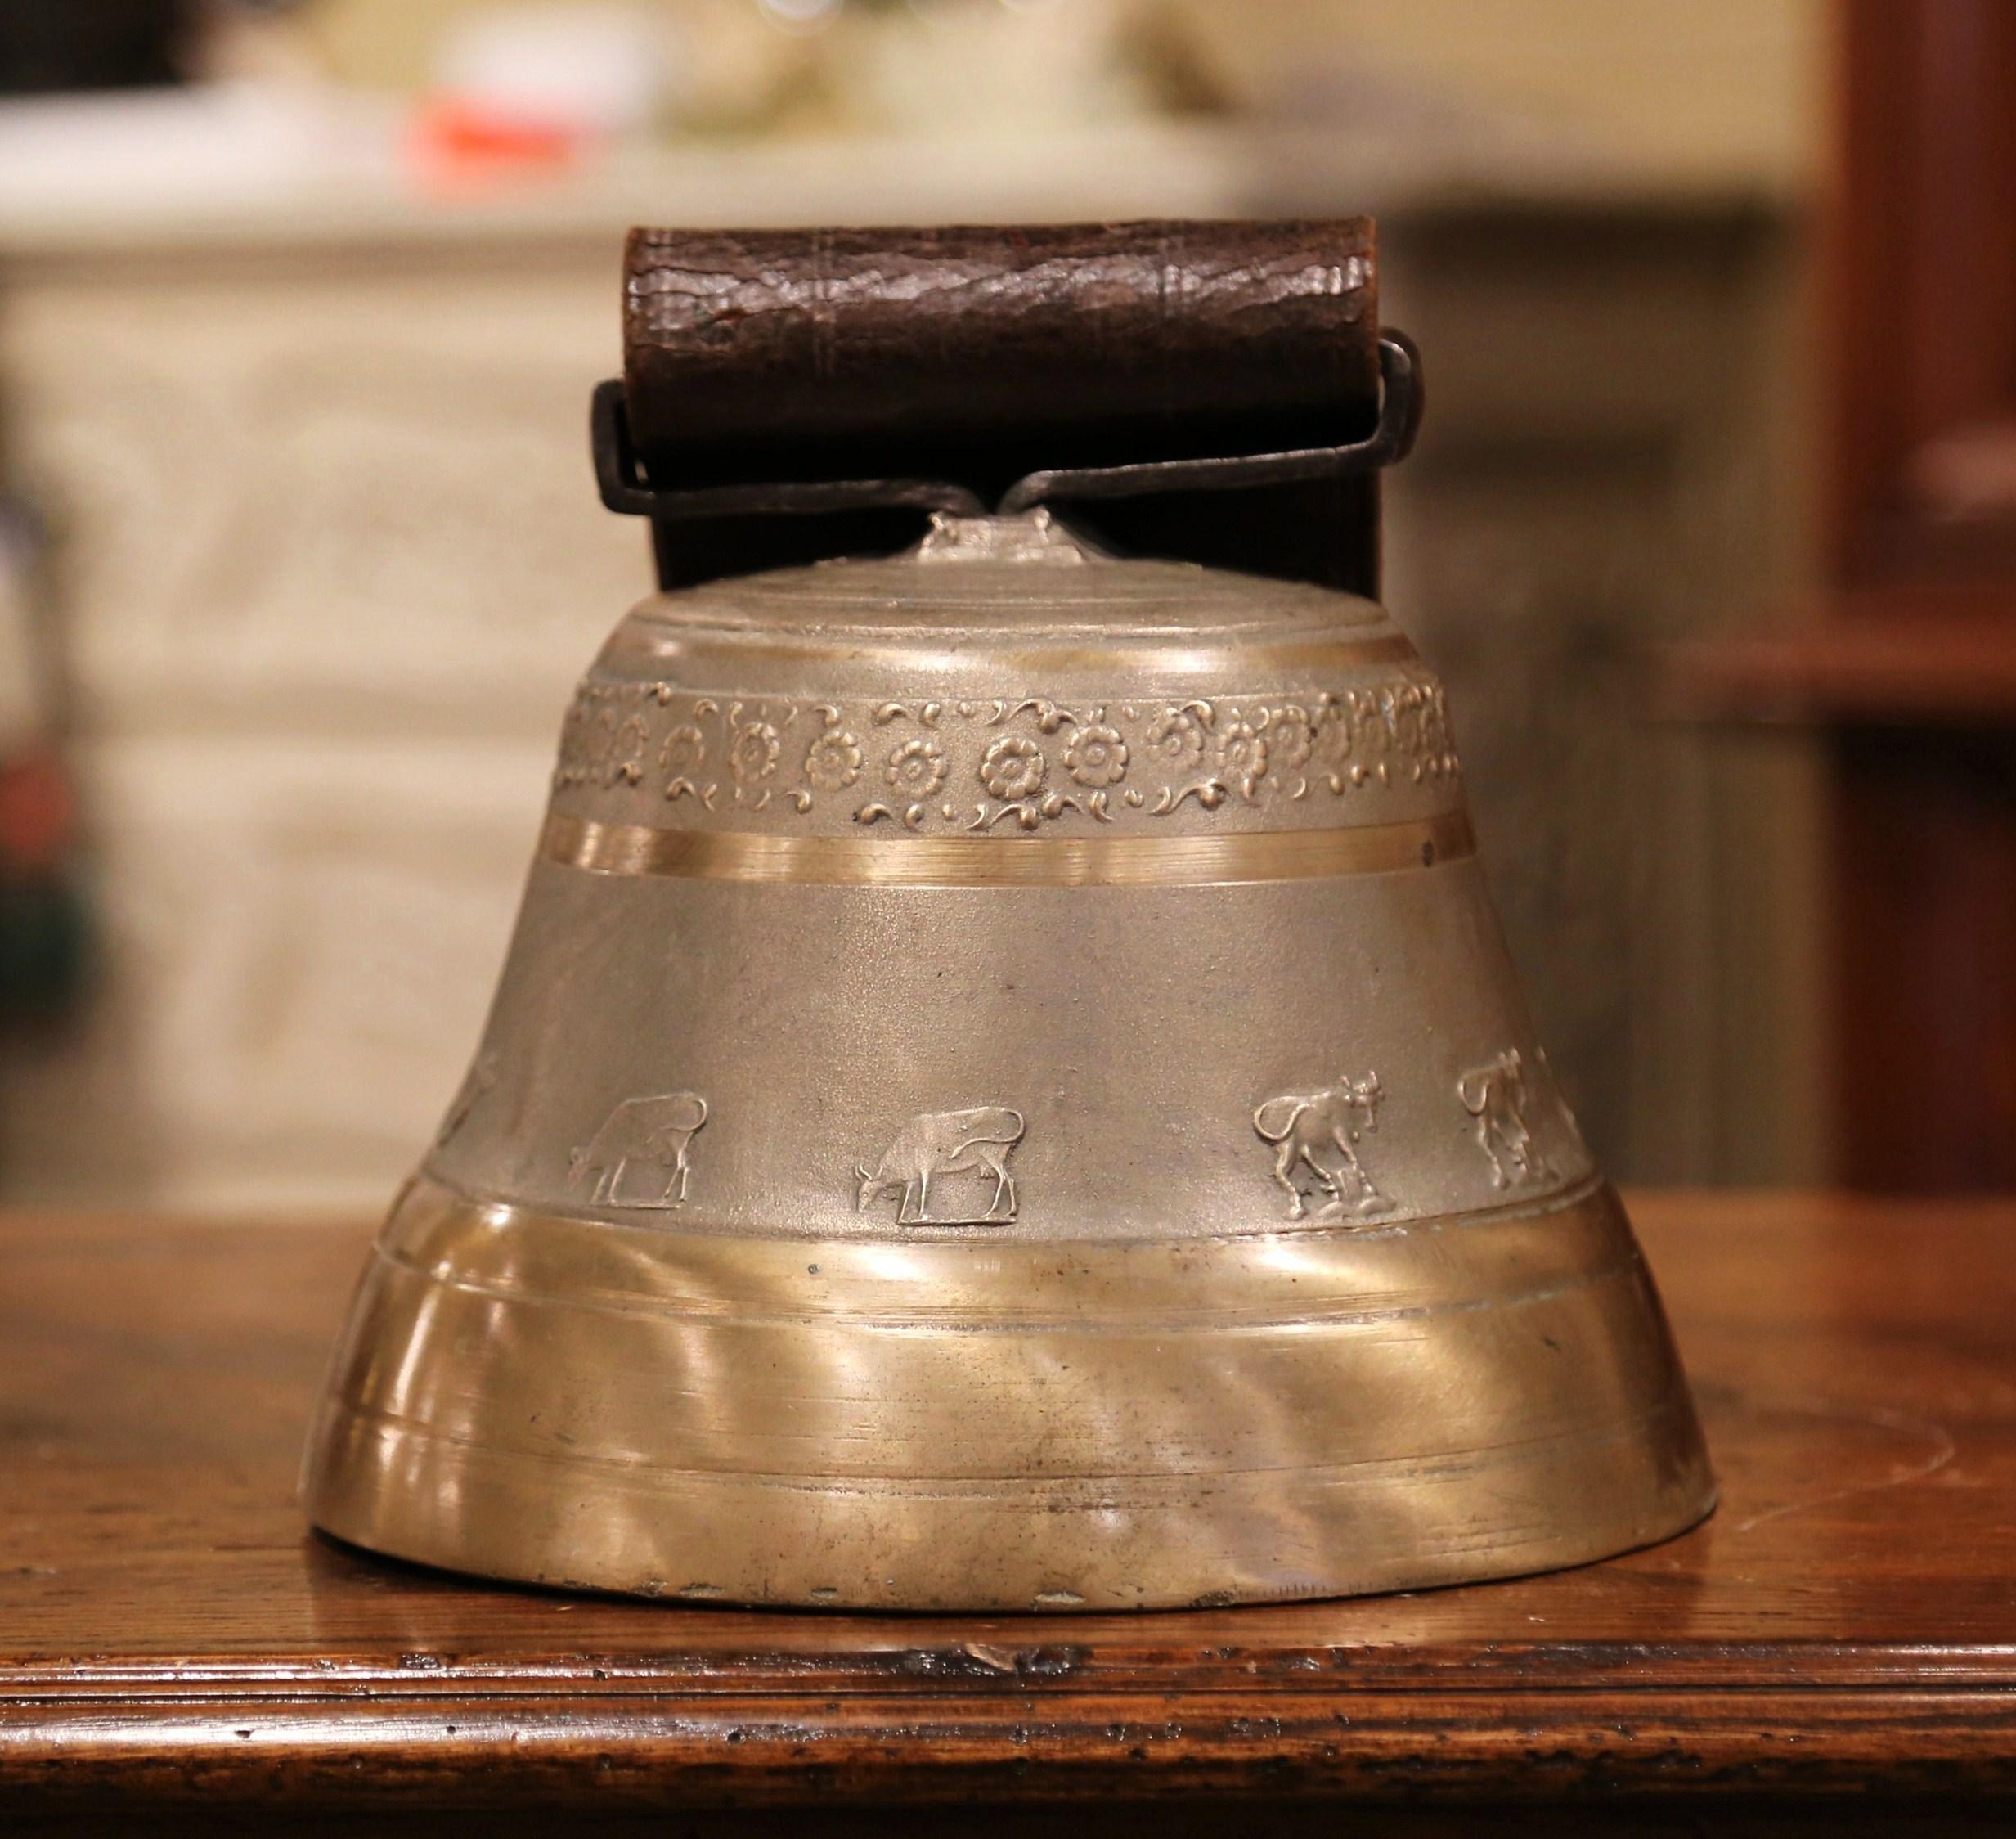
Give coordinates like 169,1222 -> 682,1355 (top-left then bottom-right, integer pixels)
619,218 -> 1385,596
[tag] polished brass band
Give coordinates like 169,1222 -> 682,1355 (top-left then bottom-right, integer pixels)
541,808 -> 1477,888
303,1176 -> 1714,1611
613,628 -> 1423,678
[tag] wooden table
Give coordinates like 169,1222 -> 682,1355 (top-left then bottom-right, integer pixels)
5,1194 -> 2015,1832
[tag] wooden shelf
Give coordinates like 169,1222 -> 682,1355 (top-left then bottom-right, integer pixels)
1664,603 -> 2016,726
7,1196 -> 2016,1828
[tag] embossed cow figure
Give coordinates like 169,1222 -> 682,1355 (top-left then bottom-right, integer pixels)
1253,1074 -> 1390,1221
1457,1049 -> 1554,1189
569,1091 -> 708,1208
857,1106 -> 1026,1225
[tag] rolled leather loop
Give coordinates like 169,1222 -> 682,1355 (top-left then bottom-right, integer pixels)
617,218 -> 1390,596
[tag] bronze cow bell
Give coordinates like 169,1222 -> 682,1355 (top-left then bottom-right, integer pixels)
303,222 -> 1713,1609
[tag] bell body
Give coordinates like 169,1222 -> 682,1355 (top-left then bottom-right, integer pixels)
303,511 -> 1712,1610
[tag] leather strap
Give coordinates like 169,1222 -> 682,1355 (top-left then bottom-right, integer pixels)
619,218 -> 1386,596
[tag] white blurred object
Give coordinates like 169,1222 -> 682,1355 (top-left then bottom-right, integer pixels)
0,82 -> 395,226
757,0 -> 845,29
433,4 -> 683,138
837,0 -> 1153,137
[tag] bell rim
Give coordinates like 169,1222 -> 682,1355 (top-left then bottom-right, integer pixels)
303,1176 -> 1714,1612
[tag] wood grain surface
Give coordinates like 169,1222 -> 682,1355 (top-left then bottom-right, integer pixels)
4,1194 -> 2016,1829
1813,0 -> 2016,1191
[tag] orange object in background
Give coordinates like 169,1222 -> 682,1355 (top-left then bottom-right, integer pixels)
0,749 -> 74,878
406,97 -> 583,188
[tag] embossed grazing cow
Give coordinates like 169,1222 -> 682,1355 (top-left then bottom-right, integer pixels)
1252,1074 -> 1389,1221
568,1091 -> 708,1208
856,1106 -> 1026,1225
1457,1049 -> 1554,1189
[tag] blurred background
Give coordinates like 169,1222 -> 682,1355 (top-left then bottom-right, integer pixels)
0,0 -> 2007,1214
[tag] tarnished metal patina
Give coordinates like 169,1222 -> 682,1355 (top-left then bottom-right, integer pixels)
303,507 -> 1712,1609
303,221 -> 1711,1609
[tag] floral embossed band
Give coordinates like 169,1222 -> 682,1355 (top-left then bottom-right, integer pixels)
555,681 -> 1461,831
